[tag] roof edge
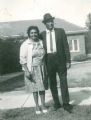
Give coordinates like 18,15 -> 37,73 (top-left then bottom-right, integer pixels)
66,30 -> 88,35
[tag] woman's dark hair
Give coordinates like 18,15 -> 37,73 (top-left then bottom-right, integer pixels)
27,26 -> 40,38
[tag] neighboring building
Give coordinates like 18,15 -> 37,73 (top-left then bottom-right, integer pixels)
0,18 -> 87,59
0,18 -> 89,74
66,30 -> 87,60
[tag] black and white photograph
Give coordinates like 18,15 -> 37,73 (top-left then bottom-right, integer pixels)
0,0 -> 91,120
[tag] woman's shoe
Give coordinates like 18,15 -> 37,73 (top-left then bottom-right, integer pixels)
35,110 -> 41,114
42,109 -> 48,113
41,106 -> 48,113
35,106 -> 41,114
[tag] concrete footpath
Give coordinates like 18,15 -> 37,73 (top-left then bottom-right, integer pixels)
0,87 -> 91,109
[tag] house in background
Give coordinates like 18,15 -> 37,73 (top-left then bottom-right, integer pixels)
54,19 -> 87,60
0,18 -> 89,74
0,18 -> 87,58
67,30 -> 86,60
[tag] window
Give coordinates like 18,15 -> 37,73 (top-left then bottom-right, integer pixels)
68,39 -> 80,52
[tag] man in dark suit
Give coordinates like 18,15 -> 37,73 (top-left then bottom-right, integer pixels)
41,13 -> 72,112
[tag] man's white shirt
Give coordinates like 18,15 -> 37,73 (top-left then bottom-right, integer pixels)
46,29 -> 57,53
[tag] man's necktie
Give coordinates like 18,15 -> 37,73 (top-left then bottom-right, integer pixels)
50,31 -> 53,52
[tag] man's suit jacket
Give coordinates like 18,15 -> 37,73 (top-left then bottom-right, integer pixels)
40,28 -> 71,70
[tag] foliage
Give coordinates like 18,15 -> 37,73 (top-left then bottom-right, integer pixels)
86,13 -> 91,30
0,38 -> 22,75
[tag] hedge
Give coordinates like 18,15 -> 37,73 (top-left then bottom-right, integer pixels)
0,39 -> 22,75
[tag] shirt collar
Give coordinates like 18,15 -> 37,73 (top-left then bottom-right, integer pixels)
46,28 -> 54,33
26,38 -> 33,44
26,38 -> 41,45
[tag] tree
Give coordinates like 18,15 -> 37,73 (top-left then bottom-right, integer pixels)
86,13 -> 91,30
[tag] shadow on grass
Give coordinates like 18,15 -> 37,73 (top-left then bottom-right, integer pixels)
69,89 -> 91,105
0,73 -> 25,92
40,86 -> 91,116
1,105 -> 91,120
1,86 -> 91,120
0,68 -> 91,92
46,88 -> 91,108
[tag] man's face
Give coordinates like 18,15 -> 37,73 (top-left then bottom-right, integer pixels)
45,19 -> 54,31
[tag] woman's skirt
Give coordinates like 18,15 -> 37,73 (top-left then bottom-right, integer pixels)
24,64 -> 48,93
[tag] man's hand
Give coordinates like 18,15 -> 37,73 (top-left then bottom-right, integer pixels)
66,62 -> 71,69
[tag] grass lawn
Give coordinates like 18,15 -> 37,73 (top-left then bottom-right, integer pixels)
0,62 -> 91,120
56,62 -> 91,88
0,62 -> 91,92
1,106 -> 91,120
67,62 -> 91,87
0,72 -> 25,92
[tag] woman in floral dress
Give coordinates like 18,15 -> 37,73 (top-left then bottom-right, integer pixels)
20,26 -> 48,114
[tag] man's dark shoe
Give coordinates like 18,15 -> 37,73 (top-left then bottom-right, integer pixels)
63,103 -> 73,113
49,103 -> 61,111
54,103 -> 61,111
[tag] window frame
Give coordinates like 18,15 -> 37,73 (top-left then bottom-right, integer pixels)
68,39 -> 80,52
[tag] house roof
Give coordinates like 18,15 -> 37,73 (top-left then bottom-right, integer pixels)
0,18 -> 85,37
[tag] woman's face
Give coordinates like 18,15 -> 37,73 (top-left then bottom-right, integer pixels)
29,29 -> 38,41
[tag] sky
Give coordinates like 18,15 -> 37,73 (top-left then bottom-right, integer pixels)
0,0 -> 91,27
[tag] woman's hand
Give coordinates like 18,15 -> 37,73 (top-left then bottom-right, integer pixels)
22,64 -> 36,83
25,70 -> 31,79
25,71 -> 36,83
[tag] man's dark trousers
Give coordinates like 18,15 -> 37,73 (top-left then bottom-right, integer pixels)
46,53 -> 70,106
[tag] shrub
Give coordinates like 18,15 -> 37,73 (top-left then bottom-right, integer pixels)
73,54 -> 87,62
0,39 -> 21,75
